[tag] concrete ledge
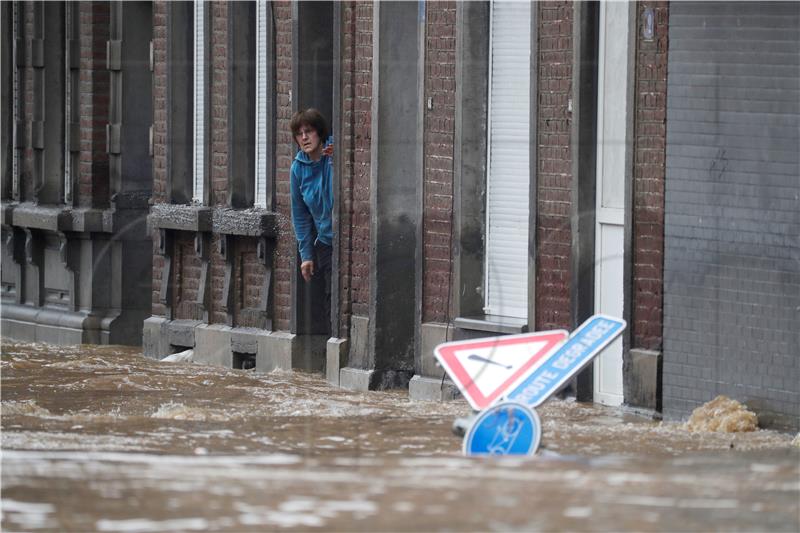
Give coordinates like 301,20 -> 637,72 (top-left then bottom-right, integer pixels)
10,203 -> 73,232
194,323 -> 232,367
348,315 -> 370,368
256,330 -> 295,371
1,317 -> 37,342
230,327 -> 264,354
1,303 -> 107,345
69,207 -> 115,233
419,322 -> 452,377
339,367 -> 413,391
339,367 -> 375,391
409,375 -> 462,402
453,315 -> 527,335
143,316 -> 170,358
148,204 -> 212,233
31,322 -> 84,345
624,348 -> 662,411
168,319 -> 202,348
212,208 -> 277,237
326,338 -> 348,386
1,202 -> 15,225
8,202 -> 112,233
142,318 -> 323,375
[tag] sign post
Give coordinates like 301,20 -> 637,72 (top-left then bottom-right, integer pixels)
433,314 -> 626,457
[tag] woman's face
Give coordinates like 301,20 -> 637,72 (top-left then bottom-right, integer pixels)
295,125 -> 321,157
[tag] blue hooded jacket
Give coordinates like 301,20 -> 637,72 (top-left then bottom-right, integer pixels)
290,142 -> 333,262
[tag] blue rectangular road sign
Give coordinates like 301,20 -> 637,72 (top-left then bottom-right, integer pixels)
505,314 -> 626,408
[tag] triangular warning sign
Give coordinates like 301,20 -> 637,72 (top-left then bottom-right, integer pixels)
434,330 -> 568,411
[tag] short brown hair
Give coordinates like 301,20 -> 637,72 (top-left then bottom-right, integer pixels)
290,108 -> 329,142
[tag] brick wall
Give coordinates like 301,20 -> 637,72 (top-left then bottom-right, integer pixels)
151,1 -> 167,204
78,1 -> 109,208
535,1 -> 573,331
422,1 -> 456,324
232,238 -> 266,328
209,235 -> 226,324
208,2 -> 230,327
632,2 -> 668,351
150,1 -> 167,317
338,2 -> 355,338
239,242 -> 262,310
173,232 -> 202,320
349,0 -> 372,319
149,1 -> 287,331
210,1 -> 228,207
151,237 -> 166,317
272,1 -> 293,331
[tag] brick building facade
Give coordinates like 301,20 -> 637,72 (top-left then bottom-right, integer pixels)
1,1 -> 152,344
2,1 -> 797,430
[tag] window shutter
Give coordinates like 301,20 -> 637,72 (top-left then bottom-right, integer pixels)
485,0 -> 531,319
255,0 -> 268,208
192,0 -> 206,204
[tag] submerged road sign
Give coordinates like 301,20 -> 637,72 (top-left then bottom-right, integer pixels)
434,330 -> 568,411
463,402 -> 541,456
506,314 -> 626,408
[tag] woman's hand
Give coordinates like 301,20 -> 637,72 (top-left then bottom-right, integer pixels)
300,260 -> 314,282
322,142 -> 334,158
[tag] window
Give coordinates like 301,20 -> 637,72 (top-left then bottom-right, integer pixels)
166,1 -> 193,204
38,1 -> 66,205
229,0 -> 256,209
484,0 -> 531,319
1,1 -> 12,199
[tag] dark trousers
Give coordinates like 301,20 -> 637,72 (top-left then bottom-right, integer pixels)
315,242 -> 332,334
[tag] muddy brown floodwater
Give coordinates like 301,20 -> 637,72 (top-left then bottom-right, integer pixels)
2,341 -> 798,532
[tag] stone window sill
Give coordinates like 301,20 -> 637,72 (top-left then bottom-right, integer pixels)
1,201 -> 113,233
213,207 -> 277,237
148,204 -> 277,237
453,315 -> 528,335
148,204 -> 212,233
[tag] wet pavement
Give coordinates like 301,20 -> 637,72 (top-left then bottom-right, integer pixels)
2,341 -> 799,531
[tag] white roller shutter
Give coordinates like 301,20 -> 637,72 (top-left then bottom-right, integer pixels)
192,0 -> 206,203
484,0 -> 531,319
255,0 -> 268,208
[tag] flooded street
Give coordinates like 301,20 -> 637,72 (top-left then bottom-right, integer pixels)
2,342 -> 798,532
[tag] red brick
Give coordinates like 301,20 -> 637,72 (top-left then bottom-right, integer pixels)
631,1 -> 668,351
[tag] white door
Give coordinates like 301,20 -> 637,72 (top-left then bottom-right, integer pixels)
593,1 -> 630,406
484,0 -> 531,319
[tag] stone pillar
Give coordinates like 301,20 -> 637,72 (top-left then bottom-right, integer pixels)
340,1 -> 422,391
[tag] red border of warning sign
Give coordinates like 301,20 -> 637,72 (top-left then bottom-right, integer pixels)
434,330 -> 568,411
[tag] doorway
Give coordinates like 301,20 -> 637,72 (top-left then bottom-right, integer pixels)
593,1 -> 631,406
291,1 -> 337,338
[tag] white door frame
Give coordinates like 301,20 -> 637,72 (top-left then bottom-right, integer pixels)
593,1 -> 633,406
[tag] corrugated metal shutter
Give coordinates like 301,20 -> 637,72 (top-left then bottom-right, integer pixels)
663,2 -> 800,420
255,0 -> 268,208
192,0 -> 206,203
484,0 -> 531,319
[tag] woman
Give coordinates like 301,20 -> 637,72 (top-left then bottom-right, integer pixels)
289,108 -> 334,327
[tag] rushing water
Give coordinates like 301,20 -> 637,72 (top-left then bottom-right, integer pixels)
2,341 -> 798,532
